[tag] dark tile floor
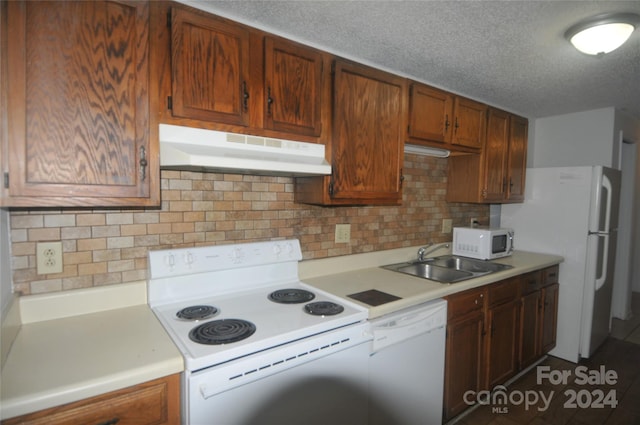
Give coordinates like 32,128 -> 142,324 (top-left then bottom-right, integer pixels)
452,294 -> 640,425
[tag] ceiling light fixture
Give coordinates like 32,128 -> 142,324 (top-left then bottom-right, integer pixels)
565,13 -> 640,56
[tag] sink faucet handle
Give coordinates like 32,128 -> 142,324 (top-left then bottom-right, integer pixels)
417,242 -> 450,261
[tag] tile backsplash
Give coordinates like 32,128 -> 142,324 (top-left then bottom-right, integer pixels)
9,154 -> 488,295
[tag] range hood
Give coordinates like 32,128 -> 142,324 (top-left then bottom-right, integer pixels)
159,124 -> 331,176
404,144 -> 450,158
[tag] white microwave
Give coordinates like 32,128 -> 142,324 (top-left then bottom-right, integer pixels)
452,227 -> 514,260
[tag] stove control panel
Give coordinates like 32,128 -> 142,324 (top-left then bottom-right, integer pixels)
148,239 -> 302,278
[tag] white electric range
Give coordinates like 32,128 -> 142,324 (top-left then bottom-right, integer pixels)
148,239 -> 371,425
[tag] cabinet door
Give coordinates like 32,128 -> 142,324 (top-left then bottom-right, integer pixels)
519,290 -> 542,368
407,83 -> 453,144
3,0 -> 155,207
540,283 -> 559,353
506,115 -> 528,202
170,7 -> 249,126
264,37 -> 323,136
331,60 -> 406,204
482,108 -> 509,202
451,97 -> 486,149
485,300 -> 519,388
444,312 -> 484,421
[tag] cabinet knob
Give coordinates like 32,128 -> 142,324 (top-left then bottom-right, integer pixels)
139,146 -> 148,182
267,87 -> 274,115
242,81 -> 250,111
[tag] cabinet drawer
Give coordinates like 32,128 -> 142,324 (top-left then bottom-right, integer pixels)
520,270 -> 542,295
446,288 -> 485,320
542,265 -> 560,286
487,278 -> 519,307
3,375 -> 180,425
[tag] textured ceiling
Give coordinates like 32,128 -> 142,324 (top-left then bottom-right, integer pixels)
181,0 -> 640,121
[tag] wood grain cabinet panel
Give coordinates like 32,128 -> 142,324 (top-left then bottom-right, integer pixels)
444,268 -> 560,421
296,59 -> 406,205
519,289 -> 542,368
451,96 -> 487,150
2,0 -> 157,207
407,82 -> 485,153
446,108 -> 528,204
443,287 -> 485,421
443,311 -> 484,421
540,282 -> 559,353
2,374 -> 180,425
170,7 -> 250,126
264,37 -> 323,136
485,298 -> 519,388
407,83 -> 453,145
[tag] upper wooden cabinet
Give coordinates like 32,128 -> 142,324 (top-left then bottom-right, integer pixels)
264,37 -> 323,136
446,108 -> 528,203
1,0 -> 158,207
296,60 -> 406,205
451,97 -> 487,150
169,7 -> 250,126
163,5 -> 326,141
407,82 -> 486,153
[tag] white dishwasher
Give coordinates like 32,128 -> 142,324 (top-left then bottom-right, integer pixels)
368,298 -> 447,425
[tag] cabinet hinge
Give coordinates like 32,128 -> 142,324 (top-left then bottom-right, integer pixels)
167,10 -> 172,29
331,61 -> 336,76
328,182 -> 334,197
167,96 -> 173,110
3,172 -> 8,189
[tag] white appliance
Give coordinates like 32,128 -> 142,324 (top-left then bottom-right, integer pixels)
452,227 -> 514,260
368,299 -> 447,425
159,124 -> 332,176
501,166 -> 620,362
148,240 -> 371,425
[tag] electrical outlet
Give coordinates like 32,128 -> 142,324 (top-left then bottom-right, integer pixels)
470,217 -> 478,227
335,224 -> 351,244
36,242 -> 63,275
442,219 -> 453,234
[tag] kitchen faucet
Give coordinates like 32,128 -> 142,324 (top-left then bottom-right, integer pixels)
417,243 -> 451,261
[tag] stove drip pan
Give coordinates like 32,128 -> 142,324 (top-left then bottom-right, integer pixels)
177,305 -> 219,321
189,319 -> 257,345
268,288 -> 315,304
304,301 -> 345,316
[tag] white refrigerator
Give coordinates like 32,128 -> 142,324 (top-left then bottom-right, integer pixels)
501,166 -> 620,363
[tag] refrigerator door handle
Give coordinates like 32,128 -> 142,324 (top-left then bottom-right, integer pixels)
594,233 -> 609,291
601,174 -> 613,232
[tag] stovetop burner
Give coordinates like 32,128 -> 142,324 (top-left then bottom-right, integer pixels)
177,305 -> 219,321
268,288 -> 315,304
189,319 -> 257,345
304,301 -> 345,316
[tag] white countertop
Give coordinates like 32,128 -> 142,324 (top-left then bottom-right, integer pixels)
302,249 -> 564,318
0,282 -> 183,420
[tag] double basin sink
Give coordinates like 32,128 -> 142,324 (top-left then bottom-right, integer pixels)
381,255 -> 513,284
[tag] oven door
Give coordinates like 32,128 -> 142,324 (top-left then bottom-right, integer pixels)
186,323 -> 370,425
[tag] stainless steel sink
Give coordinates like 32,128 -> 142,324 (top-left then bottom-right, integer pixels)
381,255 -> 513,284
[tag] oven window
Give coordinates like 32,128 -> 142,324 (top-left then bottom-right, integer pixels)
492,235 -> 507,253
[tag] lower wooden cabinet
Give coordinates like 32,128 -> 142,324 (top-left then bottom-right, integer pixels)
484,280 -> 519,389
540,282 -> 559,353
443,288 -> 485,420
443,266 -> 560,422
2,374 -> 180,425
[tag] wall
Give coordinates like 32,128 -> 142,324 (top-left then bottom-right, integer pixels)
8,154 -> 488,296
529,108 -> 616,168
613,111 -> 640,294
